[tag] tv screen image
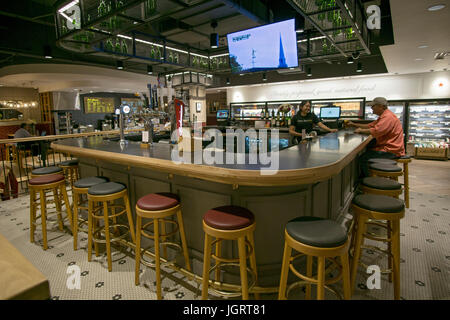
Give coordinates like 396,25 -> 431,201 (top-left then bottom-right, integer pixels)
227,19 -> 298,73
217,110 -> 229,119
320,106 -> 341,119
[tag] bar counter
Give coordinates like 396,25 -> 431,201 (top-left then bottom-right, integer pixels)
51,129 -> 372,287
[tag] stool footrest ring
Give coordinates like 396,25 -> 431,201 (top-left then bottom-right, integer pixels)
206,262 -> 257,298
92,224 -> 130,243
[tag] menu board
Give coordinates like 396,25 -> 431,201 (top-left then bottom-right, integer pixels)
84,97 -> 115,113
121,98 -> 144,114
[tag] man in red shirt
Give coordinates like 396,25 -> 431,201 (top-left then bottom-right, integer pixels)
347,97 -> 405,177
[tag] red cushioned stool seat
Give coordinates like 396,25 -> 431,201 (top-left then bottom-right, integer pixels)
29,174 -> 65,185
136,192 -> 179,211
203,205 -> 255,230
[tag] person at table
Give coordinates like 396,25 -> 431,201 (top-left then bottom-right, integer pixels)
289,100 -> 338,144
14,123 -> 32,139
346,97 -> 405,177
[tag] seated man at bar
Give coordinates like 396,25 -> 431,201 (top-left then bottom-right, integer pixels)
289,100 -> 338,144
347,97 -> 405,177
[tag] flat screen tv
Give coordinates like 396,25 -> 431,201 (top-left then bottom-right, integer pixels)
217,110 -> 229,119
227,19 -> 298,73
320,106 -> 341,119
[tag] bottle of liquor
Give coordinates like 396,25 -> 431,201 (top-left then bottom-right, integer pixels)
276,111 -> 280,127
271,110 -> 275,127
287,114 -> 291,126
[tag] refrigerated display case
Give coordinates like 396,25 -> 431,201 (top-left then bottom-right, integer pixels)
408,101 -> 450,148
312,98 -> 365,119
230,102 -> 266,120
365,102 -> 405,125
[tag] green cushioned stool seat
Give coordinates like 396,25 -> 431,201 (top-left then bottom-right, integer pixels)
369,163 -> 402,172
74,176 -> 109,189
32,166 -> 63,175
285,216 -> 347,248
60,159 -> 79,166
367,158 -> 397,165
352,194 -> 405,213
361,177 -> 402,190
88,182 -> 126,195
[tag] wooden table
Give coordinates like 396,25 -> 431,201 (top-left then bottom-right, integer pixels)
0,233 -> 50,300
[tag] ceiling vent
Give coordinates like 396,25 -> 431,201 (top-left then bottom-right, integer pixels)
434,52 -> 449,60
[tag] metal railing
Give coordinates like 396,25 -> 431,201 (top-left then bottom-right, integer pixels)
0,129 -> 142,201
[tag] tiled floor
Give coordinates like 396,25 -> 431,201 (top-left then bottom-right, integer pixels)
0,159 -> 449,300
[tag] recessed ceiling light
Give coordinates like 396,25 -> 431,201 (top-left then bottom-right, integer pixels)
418,45 -> 428,49
415,58 -> 424,61
427,4 -> 445,11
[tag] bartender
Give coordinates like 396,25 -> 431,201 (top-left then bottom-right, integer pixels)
289,100 -> 337,143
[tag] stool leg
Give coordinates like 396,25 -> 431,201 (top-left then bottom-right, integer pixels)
154,218 -> 162,299
40,190 -> 48,250
135,216 -> 142,286
87,199 -> 94,262
341,251 -> 351,300
160,220 -> 168,259
202,233 -> 213,300
391,219 -> 401,300
103,201 -> 112,272
176,209 -> 191,272
278,241 -> 292,300
123,193 -> 136,243
247,232 -> 259,300
73,191 -> 79,250
350,214 -> 368,295
30,189 -> 36,244
53,188 -> 64,231
60,184 -> 73,232
214,239 -> 222,281
305,255 -> 313,300
404,163 -> 409,208
238,236 -> 249,300
387,220 -> 393,283
317,256 -> 325,300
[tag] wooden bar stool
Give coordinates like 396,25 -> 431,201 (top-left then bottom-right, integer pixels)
278,216 -> 351,300
201,206 -> 258,300
367,158 -> 397,165
368,163 -> 403,181
396,156 -> 412,208
134,192 -> 191,300
72,176 -> 109,250
360,177 -> 402,198
350,194 -> 405,300
31,166 -> 63,178
29,174 -> 73,250
87,182 -> 136,272
59,159 -> 80,190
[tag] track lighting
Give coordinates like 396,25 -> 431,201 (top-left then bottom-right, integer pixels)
307,67 -> 312,77
147,65 -> 153,74
226,78 -> 230,85
44,45 -> 52,59
116,61 -> 123,69
210,20 -> 219,48
347,57 -> 354,64
357,62 -> 362,72
262,73 -> 267,81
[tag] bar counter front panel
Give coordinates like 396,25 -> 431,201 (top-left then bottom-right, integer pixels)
51,130 -> 371,286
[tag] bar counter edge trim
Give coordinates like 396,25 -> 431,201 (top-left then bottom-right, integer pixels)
50,135 -> 373,187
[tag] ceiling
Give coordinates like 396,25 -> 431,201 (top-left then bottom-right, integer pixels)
0,0 -> 447,93
379,0 -> 450,74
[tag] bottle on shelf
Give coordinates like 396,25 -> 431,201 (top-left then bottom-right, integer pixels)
276,111 -> 280,127
271,110 -> 276,127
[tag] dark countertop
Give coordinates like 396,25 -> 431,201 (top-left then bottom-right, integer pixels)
51,129 -> 371,186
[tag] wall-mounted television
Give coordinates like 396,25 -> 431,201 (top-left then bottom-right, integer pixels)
217,110 -> 229,119
227,19 -> 298,74
320,106 -> 341,119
